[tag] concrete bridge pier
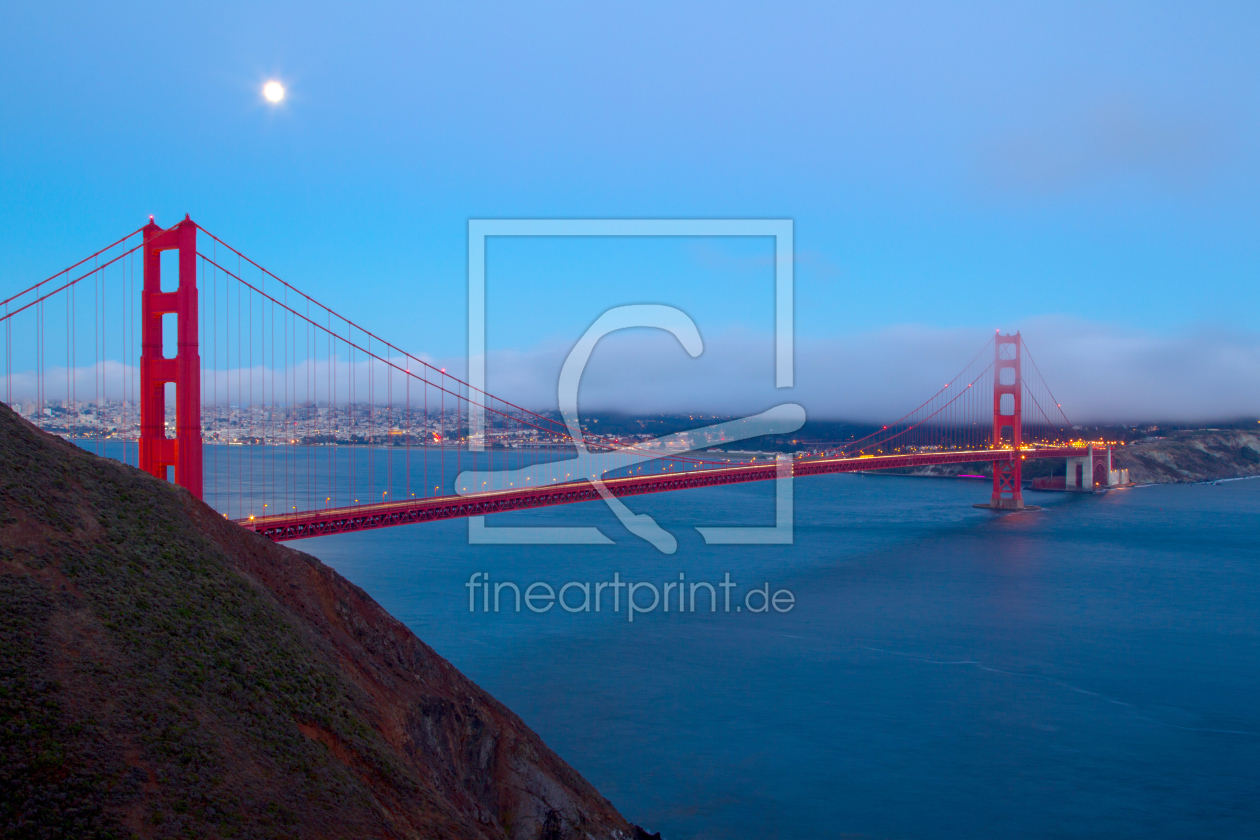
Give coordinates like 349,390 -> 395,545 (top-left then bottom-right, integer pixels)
1061,445 -> 1129,491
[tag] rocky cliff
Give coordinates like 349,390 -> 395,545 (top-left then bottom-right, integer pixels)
1113,430 -> 1260,484
857,430 -> 1260,486
0,402 -> 655,840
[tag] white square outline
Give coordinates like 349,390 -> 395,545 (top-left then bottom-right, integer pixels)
467,219 -> 794,545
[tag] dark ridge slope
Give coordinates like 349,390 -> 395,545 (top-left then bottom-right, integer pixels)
0,402 -> 653,840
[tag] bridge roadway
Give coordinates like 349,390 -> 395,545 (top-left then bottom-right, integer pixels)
238,446 -> 1089,542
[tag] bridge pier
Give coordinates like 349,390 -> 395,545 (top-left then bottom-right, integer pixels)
1029,445 -> 1129,492
1063,445 -> 1128,491
1064,452 -> 1092,491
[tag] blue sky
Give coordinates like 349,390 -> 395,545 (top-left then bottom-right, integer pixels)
2,1 -> 1258,419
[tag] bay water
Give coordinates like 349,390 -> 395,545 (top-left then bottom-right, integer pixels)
296,471 -> 1259,839
86,441 -> 1259,838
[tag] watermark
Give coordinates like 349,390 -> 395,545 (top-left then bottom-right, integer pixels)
465,572 -> 795,621
464,219 -> 800,552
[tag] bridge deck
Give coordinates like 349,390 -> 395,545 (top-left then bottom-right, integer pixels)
239,446 -> 1086,542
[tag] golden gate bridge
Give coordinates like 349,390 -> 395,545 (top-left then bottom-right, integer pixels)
0,217 -> 1120,543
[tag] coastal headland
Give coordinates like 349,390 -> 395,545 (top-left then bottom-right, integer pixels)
0,402 -> 656,840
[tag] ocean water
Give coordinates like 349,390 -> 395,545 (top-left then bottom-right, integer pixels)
249,460 -> 1257,837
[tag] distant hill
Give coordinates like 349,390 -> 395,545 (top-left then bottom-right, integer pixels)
0,402 -> 654,840
1116,430 -> 1260,484
841,431 -> 1260,486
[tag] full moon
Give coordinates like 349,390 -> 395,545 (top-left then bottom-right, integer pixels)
262,81 -> 285,103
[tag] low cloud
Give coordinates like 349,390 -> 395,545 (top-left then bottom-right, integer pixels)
469,318 -> 1260,424
11,319 -> 1252,426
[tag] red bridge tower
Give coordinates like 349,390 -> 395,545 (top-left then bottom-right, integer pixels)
990,332 -> 1023,509
138,216 -> 203,500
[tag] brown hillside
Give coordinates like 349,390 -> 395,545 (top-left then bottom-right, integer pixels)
0,402 -> 655,840
1114,431 -> 1260,484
